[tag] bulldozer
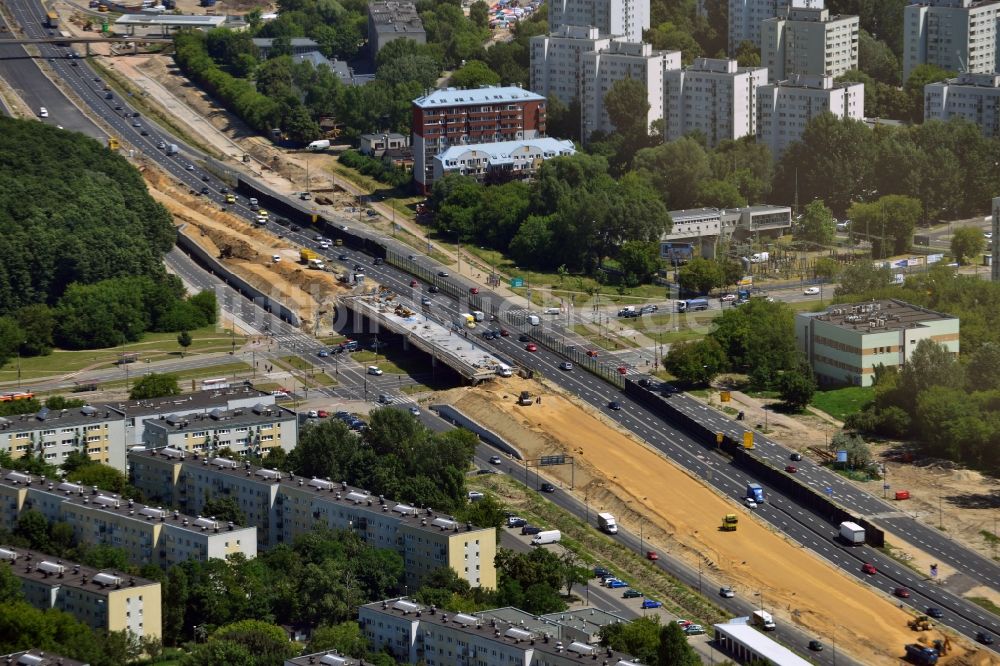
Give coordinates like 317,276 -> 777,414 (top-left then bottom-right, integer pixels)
908,615 -> 932,631
721,514 -> 738,532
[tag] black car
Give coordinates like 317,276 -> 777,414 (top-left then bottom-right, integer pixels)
593,567 -> 611,578
790,452 -> 803,461
428,285 -> 440,293
140,130 -> 149,136
521,525 -> 542,535
808,640 -> 823,652
200,186 -> 210,195
290,225 -> 301,232
104,92 -> 113,99
608,401 -> 622,411
518,334 -> 530,342
539,483 -> 556,493
976,632 -> 994,645
338,254 -> 348,261
437,271 -> 449,277
373,257 -> 384,265
219,186 -> 228,194
926,607 -> 943,619
201,174 -> 210,182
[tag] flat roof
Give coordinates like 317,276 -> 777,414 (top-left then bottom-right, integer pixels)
0,405 -> 123,434
1,649 -> 90,666
476,606 -> 560,636
129,450 -> 492,537
436,137 -> 575,163
111,386 -> 274,417
115,14 -> 226,25
284,651 -> 362,666
143,403 -> 296,435
413,86 -> 544,109
804,298 -> 957,333
3,546 -> 157,597
714,622 -> 812,666
540,607 -> 630,633
252,37 -> 319,47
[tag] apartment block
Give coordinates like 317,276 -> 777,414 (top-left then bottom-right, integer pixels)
0,650 -> 89,666
903,0 -> 1000,83
530,25 -> 612,107
795,299 -> 960,386
728,0 -> 794,52
547,0 -> 649,42
761,2 -> 859,81
925,72 -> 1000,136
0,469 -> 257,567
368,1 -> 425,57
994,196 -> 1000,281
140,402 -> 296,458
360,598 -> 640,666
128,449 -> 497,589
663,57 -> 769,146
433,138 -> 576,186
756,74 -> 864,157
581,41 -> 681,138
2,546 -> 162,640
412,86 -> 546,193
0,405 -> 126,471
285,652 -> 363,666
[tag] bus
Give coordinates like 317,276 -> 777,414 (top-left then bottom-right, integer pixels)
201,378 -> 230,391
46,11 -> 59,28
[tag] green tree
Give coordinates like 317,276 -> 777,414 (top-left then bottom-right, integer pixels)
698,179 -> 745,208
951,226 -> 986,265
617,240 -> 661,285
898,339 -> 963,412
0,561 -> 22,602
15,510 -> 51,552
604,78 -> 652,137
848,194 -> 921,257
67,463 -> 129,495
469,1 -> 490,28
664,338 -> 726,386
777,361 -> 817,411
677,258 -> 721,295
449,60 -> 501,88
734,40 -> 760,66
830,432 -> 872,470
0,317 -> 23,368
834,261 -> 893,296
814,257 -> 840,281
858,30 -> 900,84
15,304 -> 55,356
657,621 -> 700,666
709,299 -> 797,387
129,373 -> 181,400
201,495 -> 247,524
306,622 -> 370,657
904,63 -> 954,122
208,620 -> 295,666
177,330 -> 193,357
601,616 -> 661,664
966,342 -> 1000,392
635,137 -> 712,210
796,200 -> 836,248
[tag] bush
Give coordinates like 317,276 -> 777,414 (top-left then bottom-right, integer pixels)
338,150 -> 412,188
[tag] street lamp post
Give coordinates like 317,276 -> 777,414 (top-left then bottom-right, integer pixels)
639,518 -> 644,556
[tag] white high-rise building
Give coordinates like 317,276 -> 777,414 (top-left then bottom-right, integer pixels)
663,57 -> 769,146
757,74 -> 864,157
531,25 -> 612,106
761,1 -> 858,81
925,72 -> 1000,137
903,0 -> 1000,84
728,0 -> 795,52
548,0 -> 649,42
580,41 -> 681,138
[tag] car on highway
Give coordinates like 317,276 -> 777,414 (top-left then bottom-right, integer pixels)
641,599 -> 662,609
525,343 -> 538,351
482,330 -> 497,340
744,497 -> 758,508
803,286 -> 821,295
861,562 -> 877,575
317,350 -> 329,358
409,406 -> 420,416
186,164 -> 195,171
421,297 -> 432,306
926,607 -> 943,618
104,92 -> 113,100
131,120 -> 141,127
623,589 -> 642,598
539,482 -> 556,493
785,465 -> 798,473
790,452 -> 803,461
976,632 -> 994,645
319,240 -> 331,249
201,174 -> 210,182
607,580 -> 629,589
141,130 -> 149,136
367,366 -> 383,376
617,366 -> 628,375
428,285 -> 440,293
437,271 -> 449,277
518,334 -> 530,342
337,254 -> 348,261
489,455 -> 502,465
559,361 -> 573,371
894,587 -> 910,598
586,350 -> 598,357
410,279 -> 418,287
719,586 -> 735,598
808,640 -> 824,651
157,141 -> 166,149
199,186 -> 209,194
499,329 -> 510,337
608,401 -> 622,411
470,287 -> 479,294
646,551 -> 659,561
114,105 -> 123,110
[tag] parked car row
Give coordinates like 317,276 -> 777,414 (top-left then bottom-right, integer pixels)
334,410 -> 367,432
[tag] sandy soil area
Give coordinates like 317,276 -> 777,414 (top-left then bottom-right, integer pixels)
452,377 -> 996,666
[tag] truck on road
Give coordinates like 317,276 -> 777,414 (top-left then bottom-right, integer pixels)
531,530 -> 561,546
597,512 -> 618,534
751,610 -> 776,631
746,483 -> 765,504
166,144 -> 179,155
307,139 -> 331,151
300,248 -> 320,264
839,521 -> 865,546
677,298 -> 709,313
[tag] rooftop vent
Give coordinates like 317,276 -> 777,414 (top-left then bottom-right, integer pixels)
93,572 -> 121,587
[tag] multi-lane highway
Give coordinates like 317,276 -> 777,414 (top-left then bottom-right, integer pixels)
4,0 -> 997,653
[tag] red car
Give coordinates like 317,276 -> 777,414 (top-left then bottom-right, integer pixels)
785,465 -> 798,473
862,563 -> 877,575
410,279 -> 418,287
470,287 -> 479,294
646,551 -> 659,561
499,329 -> 510,337
894,587 -> 910,598
617,366 -> 628,375
526,343 -> 538,352
316,410 -> 329,418
586,350 -> 599,357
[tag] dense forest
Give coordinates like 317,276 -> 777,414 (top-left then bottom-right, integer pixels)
0,119 -> 215,364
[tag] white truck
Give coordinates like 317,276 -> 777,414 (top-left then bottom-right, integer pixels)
839,521 -> 865,546
308,258 -> 326,270
472,310 -> 485,322
527,314 -> 541,326
307,139 -> 331,151
531,530 -> 561,546
749,252 -> 770,263
495,364 -> 513,377
752,610 -> 776,631
597,512 -> 618,534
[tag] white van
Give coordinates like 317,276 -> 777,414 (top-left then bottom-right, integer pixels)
38,107 -> 48,118
531,530 -> 561,545
544,307 -> 560,315
496,364 -> 512,377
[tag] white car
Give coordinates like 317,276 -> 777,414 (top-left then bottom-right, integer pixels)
744,497 -> 758,509
409,405 -> 420,415
803,286 -> 820,296
38,107 -> 48,118
272,255 -> 281,263
720,294 -> 737,302
307,410 -> 318,418
319,241 -> 332,249
367,366 -> 383,376
985,231 -> 994,239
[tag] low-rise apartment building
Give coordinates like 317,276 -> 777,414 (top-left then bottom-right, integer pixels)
2,546 -> 162,640
0,405 -> 125,471
360,598 -> 641,666
432,138 -> 576,186
795,299 -> 960,386
140,402 -> 296,458
663,58 -> 769,146
284,652 -> 363,666
128,449 -> 497,589
761,1 -> 858,81
925,72 -> 1000,137
757,74 -> 863,157
0,469 -> 257,567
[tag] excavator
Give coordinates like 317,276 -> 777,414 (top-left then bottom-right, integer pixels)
908,615 -> 932,631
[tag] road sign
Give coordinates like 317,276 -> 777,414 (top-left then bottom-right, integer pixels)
510,277 -> 524,288
540,455 -> 565,466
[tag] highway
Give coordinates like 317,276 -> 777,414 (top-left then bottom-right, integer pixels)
4,0 -> 996,653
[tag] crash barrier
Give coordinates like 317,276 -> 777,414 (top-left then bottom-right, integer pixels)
175,225 -> 300,327
432,404 -> 522,460
623,378 -> 884,547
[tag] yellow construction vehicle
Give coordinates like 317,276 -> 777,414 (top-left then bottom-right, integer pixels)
908,615 -> 931,631
107,137 -> 119,150
721,514 -> 738,531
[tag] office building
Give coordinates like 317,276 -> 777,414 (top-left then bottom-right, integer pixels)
728,0 -> 795,52
761,1 -> 859,81
368,1 -> 425,57
663,58 -> 769,146
128,449 -> 497,589
924,72 -> 1000,137
0,469 -> 257,567
548,0 -> 649,42
412,86 -> 546,193
903,0 -> 1000,83
530,25 -> 612,107
360,598 -> 640,666
756,74 -> 863,157
581,42 -> 681,138
795,299 -> 960,386
2,546 -> 162,640
0,405 -> 126,472
432,138 -> 576,185
0,650 -> 89,666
